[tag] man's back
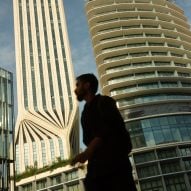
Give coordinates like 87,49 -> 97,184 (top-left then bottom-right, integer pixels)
81,94 -> 132,163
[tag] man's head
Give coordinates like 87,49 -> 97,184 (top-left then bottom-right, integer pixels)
74,73 -> 98,101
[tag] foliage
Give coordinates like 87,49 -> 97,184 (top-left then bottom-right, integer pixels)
15,158 -> 72,182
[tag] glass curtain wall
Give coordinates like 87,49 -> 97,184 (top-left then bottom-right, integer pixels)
0,68 -> 14,191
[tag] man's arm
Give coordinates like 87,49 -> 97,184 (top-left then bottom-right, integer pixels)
70,137 -> 102,165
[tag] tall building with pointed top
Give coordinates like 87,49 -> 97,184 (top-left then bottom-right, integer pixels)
86,0 -> 191,190
13,0 -> 79,174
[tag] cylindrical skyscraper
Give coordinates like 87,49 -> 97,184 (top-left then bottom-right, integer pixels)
14,0 -> 79,173
86,0 -> 191,190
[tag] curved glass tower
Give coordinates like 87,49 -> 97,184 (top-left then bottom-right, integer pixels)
14,0 -> 79,173
86,0 -> 191,190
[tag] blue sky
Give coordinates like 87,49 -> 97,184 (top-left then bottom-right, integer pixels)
0,0 -> 190,148
0,0 -> 191,81
0,0 -> 97,77
0,0 -> 190,78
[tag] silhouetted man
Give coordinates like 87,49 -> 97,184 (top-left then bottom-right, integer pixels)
71,73 -> 137,191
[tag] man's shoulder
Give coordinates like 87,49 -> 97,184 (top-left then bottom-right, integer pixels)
97,94 -> 116,108
97,94 -> 115,102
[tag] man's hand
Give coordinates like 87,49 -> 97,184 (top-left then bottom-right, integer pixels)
70,137 -> 102,166
70,151 -> 88,166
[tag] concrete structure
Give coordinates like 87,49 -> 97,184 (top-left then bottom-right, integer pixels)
13,0 -> 79,174
0,68 -> 14,191
15,165 -> 86,191
86,0 -> 191,190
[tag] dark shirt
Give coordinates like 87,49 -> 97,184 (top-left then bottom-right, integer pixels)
82,94 -> 136,189
81,94 -> 132,166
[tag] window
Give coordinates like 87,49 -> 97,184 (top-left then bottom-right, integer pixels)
104,53 -> 130,63
148,42 -> 164,46
121,16 -> 137,20
66,170 -> 78,181
183,159 -> 191,170
96,8 -> 116,16
174,63 -> 187,67
108,74 -> 134,85
181,82 -> 191,87
168,43 -> 180,48
158,71 -> 174,76
106,64 -> 131,74
152,52 -> 167,56
50,174 -> 62,185
127,43 -> 146,47
188,173 -> 191,185
155,61 -> 171,66
67,183 -> 80,191
49,139 -> 55,161
134,151 -> 156,164
58,138 -> 64,159
24,143 -> 29,167
32,142 -> 37,164
22,184 -> 32,191
138,82 -> 158,89
41,140 -> 46,166
135,72 -> 155,78
145,33 -> 161,37
161,82 -> 178,87
178,72 -> 190,77
137,164 -> 159,178
143,25 -> 158,28
97,18 -> 118,24
101,35 -> 123,43
171,53 -> 183,57
98,26 -> 121,34
118,8 -> 135,12
133,62 -> 152,67
125,33 -> 143,38
127,115 -> 191,149
122,25 -> 140,29
140,16 -> 155,20
130,52 -> 148,57
36,179 -> 46,189
161,161 -> 181,174
140,178 -> 164,191
117,94 -> 191,107
157,148 -> 177,159
165,175 -> 187,191
102,44 -> 126,53
180,146 -> 191,156
113,84 -> 136,94
164,35 -> 176,39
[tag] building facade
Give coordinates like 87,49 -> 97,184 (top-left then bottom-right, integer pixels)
15,165 -> 86,191
0,68 -> 14,191
86,0 -> 191,190
13,0 -> 79,174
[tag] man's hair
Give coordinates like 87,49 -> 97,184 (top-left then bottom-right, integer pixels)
76,73 -> 98,94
